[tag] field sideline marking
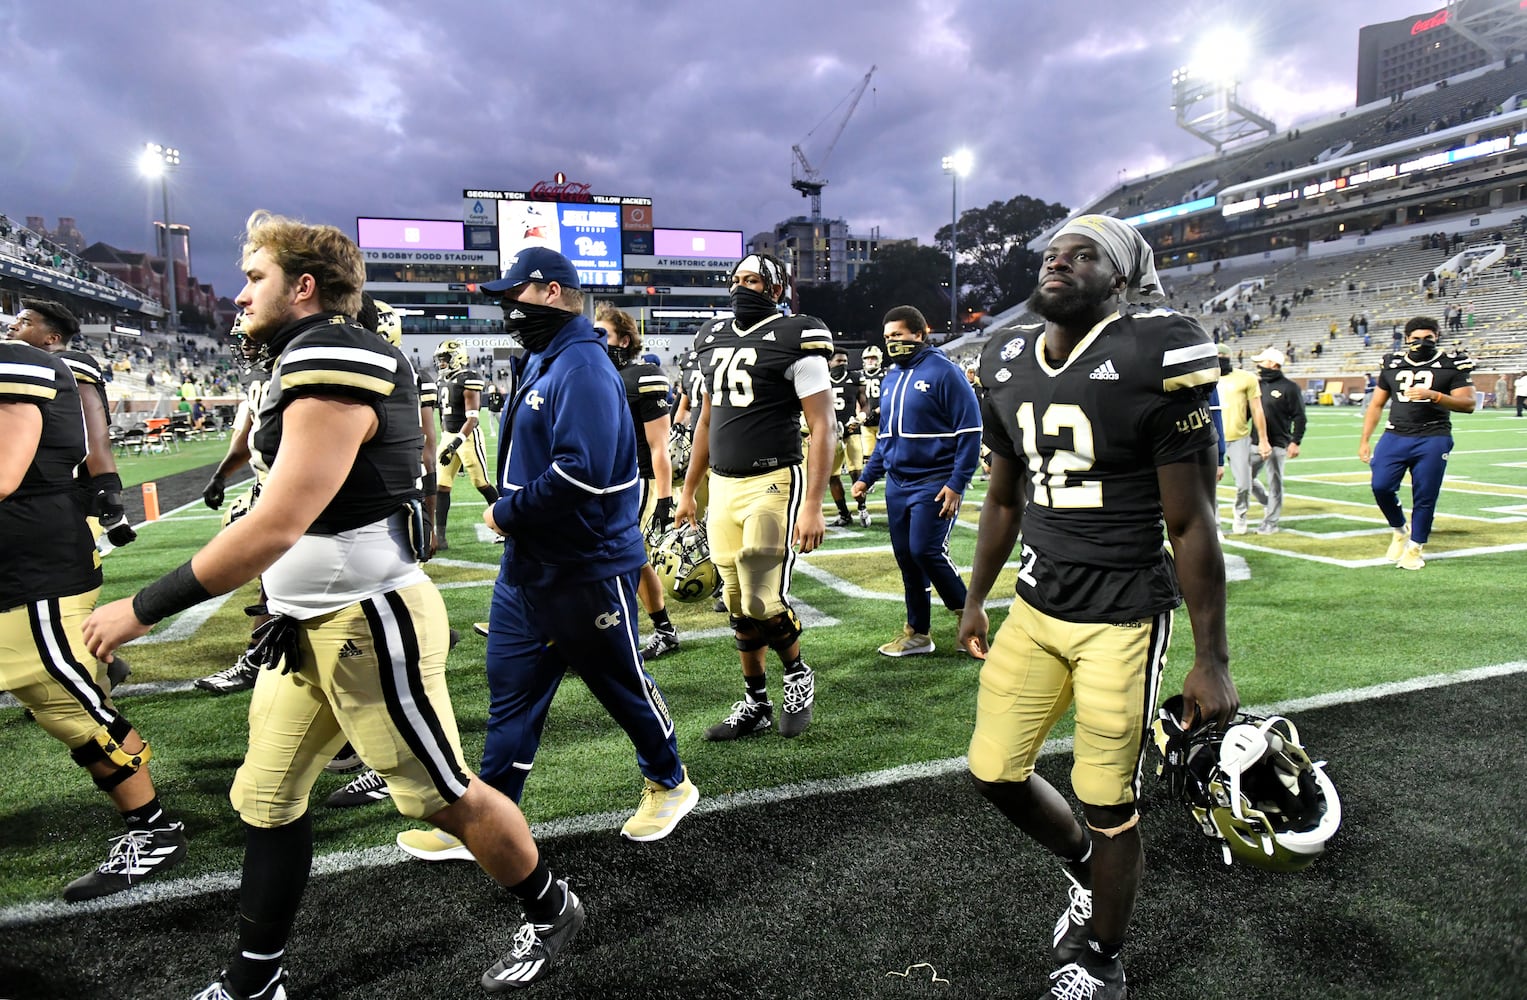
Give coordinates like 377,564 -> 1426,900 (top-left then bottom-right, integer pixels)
4,660 -> 1521,929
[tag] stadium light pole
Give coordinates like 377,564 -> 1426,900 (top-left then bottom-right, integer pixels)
139,142 -> 181,333
942,149 -> 973,337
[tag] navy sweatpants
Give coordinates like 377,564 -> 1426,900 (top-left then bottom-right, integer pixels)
1370,432 -> 1453,544
885,477 -> 967,634
482,568 -> 683,802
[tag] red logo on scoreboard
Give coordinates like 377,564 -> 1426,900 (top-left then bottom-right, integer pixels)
528,177 -> 594,202
1411,9 -> 1449,35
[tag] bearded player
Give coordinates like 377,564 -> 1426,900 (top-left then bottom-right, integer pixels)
958,216 -> 1237,999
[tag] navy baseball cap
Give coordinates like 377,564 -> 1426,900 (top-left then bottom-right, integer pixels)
481,246 -> 582,294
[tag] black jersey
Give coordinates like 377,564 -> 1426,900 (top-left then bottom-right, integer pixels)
252,313 -> 424,534
861,369 -> 884,425
694,313 -> 834,475
1377,347 -> 1474,436
417,372 -> 438,411
679,348 -> 706,431
619,361 -> 672,478
978,310 -> 1220,623
829,367 -> 862,427
438,367 -> 485,432
0,342 -> 100,607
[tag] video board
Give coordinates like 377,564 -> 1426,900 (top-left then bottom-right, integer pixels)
464,184 -> 652,288
357,218 -> 464,250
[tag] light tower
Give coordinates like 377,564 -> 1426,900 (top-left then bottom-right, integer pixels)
139,142 -> 181,332
942,149 -> 973,336
1170,29 -> 1275,152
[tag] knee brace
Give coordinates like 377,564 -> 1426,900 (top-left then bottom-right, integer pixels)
70,716 -> 151,791
730,615 -> 768,652
759,609 -> 803,653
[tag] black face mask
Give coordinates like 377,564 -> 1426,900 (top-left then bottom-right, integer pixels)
730,287 -> 779,327
1408,340 -> 1438,362
1219,358 -> 1233,375
503,299 -> 570,353
829,363 -> 847,377
1258,366 -> 1280,381
886,339 -> 921,360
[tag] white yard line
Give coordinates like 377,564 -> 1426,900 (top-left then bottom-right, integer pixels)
4,661 -> 1522,928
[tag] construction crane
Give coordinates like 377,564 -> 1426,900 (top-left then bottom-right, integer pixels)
791,64 -> 876,221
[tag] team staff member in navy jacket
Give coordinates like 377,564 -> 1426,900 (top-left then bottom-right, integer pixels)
410,248 -> 695,853
853,306 -> 982,658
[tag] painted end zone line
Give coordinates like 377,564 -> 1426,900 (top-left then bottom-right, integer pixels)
3,661 -> 1523,929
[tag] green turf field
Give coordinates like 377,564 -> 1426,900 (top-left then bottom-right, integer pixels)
1,406 -> 1524,997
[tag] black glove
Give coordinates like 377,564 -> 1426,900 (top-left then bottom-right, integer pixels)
247,614 -> 301,674
438,432 -> 464,465
203,473 -> 226,510
90,473 -> 136,547
649,496 -> 675,537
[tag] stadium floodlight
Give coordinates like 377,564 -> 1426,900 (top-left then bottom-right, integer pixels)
140,142 -> 182,332
942,150 -> 974,335
1190,27 -> 1250,85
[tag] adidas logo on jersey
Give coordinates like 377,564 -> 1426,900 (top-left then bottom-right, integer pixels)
763,332 -> 776,341
339,639 -> 364,658
1089,360 -> 1121,381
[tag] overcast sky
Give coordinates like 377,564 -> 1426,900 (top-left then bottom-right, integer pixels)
2,0 -> 1432,300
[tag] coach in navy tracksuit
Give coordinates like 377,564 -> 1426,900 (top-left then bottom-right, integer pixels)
853,306 -> 981,657
477,248 -> 694,842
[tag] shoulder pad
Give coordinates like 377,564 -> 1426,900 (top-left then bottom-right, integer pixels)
788,316 -> 835,356
0,341 -> 67,403
59,349 -> 105,385
277,324 -> 401,400
1131,313 -> 1218,394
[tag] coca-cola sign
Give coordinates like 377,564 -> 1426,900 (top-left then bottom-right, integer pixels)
1411,9 -> 1448,35
527,172 -> 594,202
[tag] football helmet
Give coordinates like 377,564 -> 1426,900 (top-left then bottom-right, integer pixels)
650,524 -> 719,603
1153,695 -> 1341,872
435,339 -> 467,374
372,299 -> 402,348
861,345 -> 883,375
668,421 -> 692,485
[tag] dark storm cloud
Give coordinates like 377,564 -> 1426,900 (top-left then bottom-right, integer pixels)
1,0 -> 1427,301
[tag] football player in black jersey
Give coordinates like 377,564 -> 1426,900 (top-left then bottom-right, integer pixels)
83,211 -> 581,1000
826,348 -> 870,527
433,338 -> 497,551
1358,316 -> 1476,570
597,304 -> 683,659
958,216 -> 1237,1000
859,344 -> 884,461
8,299 -> 136,693
675,252 -> 835,740
0,338 -> 186,901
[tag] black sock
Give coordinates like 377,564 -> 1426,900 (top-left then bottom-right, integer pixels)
1085,936 -> 1124,966
227,813 -> 313,998
650,608 -> 673,633
508,859 -> 565,924
1061,829 -> 1093,890
835,498 -> 850,517
121,796 -> 165,831
745,673 -> 769,704
435,491 -> 452,533
782,655 -> 809,677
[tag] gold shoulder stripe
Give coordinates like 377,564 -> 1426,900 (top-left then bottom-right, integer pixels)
281,370 -> 396,396
1163,368 -> 1219,392
639,384 -> 668,394
0,381 -> 59,400
800,339 -> 835,351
